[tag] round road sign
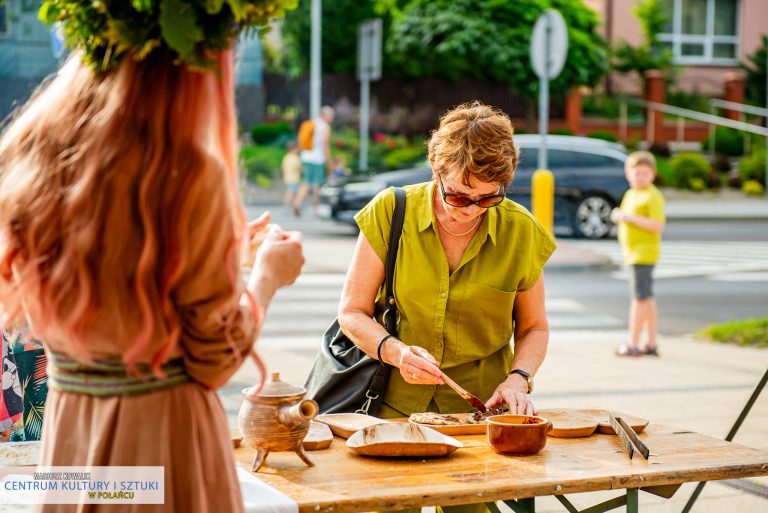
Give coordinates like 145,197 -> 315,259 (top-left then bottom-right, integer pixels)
530,10 -> 569,80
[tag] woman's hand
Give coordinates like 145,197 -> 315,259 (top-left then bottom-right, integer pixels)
486,375 -> 535,416
391,344 -> 444,385
245,212 -> 278,267
248,227 -> 304,296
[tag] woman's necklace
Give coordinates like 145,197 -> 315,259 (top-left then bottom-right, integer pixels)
435,214 -> 481,237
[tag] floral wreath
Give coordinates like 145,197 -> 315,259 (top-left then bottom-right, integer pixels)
37,0 -> 298,73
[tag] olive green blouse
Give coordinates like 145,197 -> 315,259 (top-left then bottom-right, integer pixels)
354,181 -> 556,416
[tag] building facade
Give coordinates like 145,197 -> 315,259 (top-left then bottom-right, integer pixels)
0,1 -> 60,121
586,0 -> 766,95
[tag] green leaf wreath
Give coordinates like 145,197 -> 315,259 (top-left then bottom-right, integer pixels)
37,0 -> 298,73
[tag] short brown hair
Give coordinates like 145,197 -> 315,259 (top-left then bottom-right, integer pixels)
625,151 -> 657,173
427,101 -> 518,186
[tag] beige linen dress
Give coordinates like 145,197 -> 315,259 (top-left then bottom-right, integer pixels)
34,169 -> 257,513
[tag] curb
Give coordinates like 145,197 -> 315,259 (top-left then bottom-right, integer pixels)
545,259 -> 617,273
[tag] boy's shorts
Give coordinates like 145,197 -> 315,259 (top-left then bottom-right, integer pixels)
630,264 -> 654,300
285,182 -> 299,192
302,162 -> 326,186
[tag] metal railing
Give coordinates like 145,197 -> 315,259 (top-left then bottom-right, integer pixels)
620,97 -> 768,191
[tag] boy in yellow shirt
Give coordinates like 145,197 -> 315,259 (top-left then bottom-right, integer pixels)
281,141 -> 303,213
611,151 -> 666,357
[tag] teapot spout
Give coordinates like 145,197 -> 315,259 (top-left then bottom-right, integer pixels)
279,399 -> 319,428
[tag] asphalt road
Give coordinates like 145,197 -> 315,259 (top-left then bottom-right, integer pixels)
664,219 -> 768,241
243,207 -> 767,337
546,269 -> 767,336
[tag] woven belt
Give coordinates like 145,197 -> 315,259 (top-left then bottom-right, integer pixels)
48,352 -> 190,397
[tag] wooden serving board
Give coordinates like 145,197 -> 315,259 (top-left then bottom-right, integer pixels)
538,408 -> 650,438
537,409 -> 599,438
0,441 -> 41,466
596,410 -> 650,435
303,421 -> 333,451
346,423 -> 463,458
408,420 -> 486,436
231,428 -> 244,448
315,413 -> 391,439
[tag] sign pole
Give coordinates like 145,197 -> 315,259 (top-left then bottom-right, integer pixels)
530,9 -> 568,235
357,19 -> 382,174
538,13 -> 551,170
359,73 -> 371,172
309,0 -> 322,119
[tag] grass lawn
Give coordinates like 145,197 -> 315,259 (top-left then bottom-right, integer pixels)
697,317 -> 768,349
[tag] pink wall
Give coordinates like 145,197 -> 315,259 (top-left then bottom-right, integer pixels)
583,0 -> 765,96
739,0 -> 767,62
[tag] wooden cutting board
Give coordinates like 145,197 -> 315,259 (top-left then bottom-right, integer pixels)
538,409 -> 650,438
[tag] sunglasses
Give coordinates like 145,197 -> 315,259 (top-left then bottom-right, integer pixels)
438,176 -> 506,209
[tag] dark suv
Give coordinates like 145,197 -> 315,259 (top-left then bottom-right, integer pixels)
318,135 -> 628,239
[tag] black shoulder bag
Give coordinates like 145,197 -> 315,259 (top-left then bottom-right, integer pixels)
304,187 -> 406,415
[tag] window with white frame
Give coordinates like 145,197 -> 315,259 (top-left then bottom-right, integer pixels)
657,0 -> 740,65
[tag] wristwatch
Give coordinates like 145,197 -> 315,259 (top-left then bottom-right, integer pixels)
508,369 -> 533,394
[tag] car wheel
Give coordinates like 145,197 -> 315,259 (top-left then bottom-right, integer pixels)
573,195 -> 614,239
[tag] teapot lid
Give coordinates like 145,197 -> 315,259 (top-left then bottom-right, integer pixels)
248,372 -> 306,397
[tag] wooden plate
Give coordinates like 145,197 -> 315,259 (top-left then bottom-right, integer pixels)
0,441 -> 41,466
303,421 -> 333,451
315,413 -> 391,439
537,409 -> 599,438
346,423 -> 463,458
537,408 -> 650,436
408,420 -> 487,436
230,428 -> 244,448
596,410 -> 650,435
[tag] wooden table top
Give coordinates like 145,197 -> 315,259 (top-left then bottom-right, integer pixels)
234,423 -> 768,513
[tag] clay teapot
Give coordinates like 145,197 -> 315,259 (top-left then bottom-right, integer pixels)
238,372 -> 319,471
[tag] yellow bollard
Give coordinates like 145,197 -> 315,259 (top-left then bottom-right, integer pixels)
532,168 -> 555,235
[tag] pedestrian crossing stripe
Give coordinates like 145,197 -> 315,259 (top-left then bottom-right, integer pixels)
573,241 -> 768,280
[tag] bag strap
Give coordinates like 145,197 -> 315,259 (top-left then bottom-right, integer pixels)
383,187 -> 406,335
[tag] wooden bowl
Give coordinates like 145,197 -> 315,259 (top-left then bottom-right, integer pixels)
486,415 -> 552,455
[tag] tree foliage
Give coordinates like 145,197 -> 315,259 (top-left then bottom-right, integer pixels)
387,0 -> 608,98
742,35 -> 767,107
279,0 -> 608,98
280,0 -> 385,75
611,0 -> 675,80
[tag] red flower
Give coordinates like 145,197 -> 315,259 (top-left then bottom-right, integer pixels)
373,132 -> 386,143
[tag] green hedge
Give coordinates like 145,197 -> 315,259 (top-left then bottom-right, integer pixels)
669,152 -> 711,190
738,146 -> 766,185
250,121 -> 294,145
240,145 -> 286,186
586,130 -> 618,143
383,146 -> 427,169
702,127 -> 745,157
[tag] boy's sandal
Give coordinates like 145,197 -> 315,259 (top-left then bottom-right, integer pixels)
640,346 -> 660,356
615,344 -> 642,357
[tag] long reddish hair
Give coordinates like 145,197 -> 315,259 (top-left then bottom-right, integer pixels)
0,50 -> 263,377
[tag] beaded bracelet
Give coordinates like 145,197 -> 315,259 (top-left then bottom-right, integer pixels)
377,335 -> 397,368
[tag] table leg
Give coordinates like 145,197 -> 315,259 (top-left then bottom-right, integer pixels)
485,499 -> 535,513
554,488 -> 639,513
626,488 -> 638,513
